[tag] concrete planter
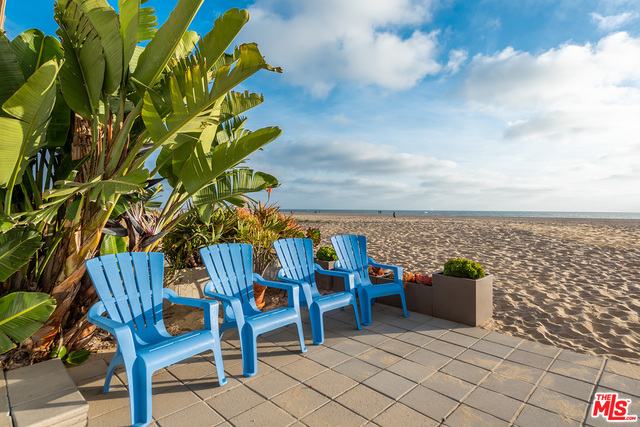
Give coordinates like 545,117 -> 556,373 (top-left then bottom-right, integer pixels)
164,266 -> 210,299
432,272 -> 494,326
375,278 -> 433,315
314,259 -> 336,292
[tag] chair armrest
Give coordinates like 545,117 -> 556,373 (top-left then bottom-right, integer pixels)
203,280 -> 245,321
368,257 -> 403,284
88,302 -> 135,350
254,274 -> 301,311
314,265 -> 356,292
276,270 -> 314,305
163,288 -> 220,330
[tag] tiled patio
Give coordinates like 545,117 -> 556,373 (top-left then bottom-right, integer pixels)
68,304 -> 640,426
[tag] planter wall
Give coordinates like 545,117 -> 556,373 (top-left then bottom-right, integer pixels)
314,260 -> 336,291
164,266 -> 210,299
432,272 -> 494,326
375,278 -> 433,316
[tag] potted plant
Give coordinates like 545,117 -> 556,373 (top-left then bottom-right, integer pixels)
432,258 -> 494,326
376,270 -> 434,315
314,246 -> 338,291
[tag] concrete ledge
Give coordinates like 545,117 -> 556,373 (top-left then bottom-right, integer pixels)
4,359 -> 88,427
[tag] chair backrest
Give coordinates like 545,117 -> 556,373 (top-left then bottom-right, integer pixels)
331,234 -> 368,279
85,252 -> 167,345
199,243 -> 259,312
273,238 -> 316,286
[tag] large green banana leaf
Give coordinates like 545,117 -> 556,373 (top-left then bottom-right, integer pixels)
0,292 -> 56,353
0,34 -> 25,110
0,227 -> 44,282
9,29 -> 64,81
0,59 -> 59,197
193,169 -> 278,207
55,0 -> 106,119
133,0 -> 203,89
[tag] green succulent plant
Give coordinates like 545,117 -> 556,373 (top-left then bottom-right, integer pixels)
443,258 -> 486,280
316,246 -> 338,261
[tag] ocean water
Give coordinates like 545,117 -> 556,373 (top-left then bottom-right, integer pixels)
289,209 -> 640,220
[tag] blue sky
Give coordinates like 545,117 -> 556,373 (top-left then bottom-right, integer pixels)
4,1 -> 640,212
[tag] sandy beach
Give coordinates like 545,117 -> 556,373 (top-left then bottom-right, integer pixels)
294,212 -> 640,365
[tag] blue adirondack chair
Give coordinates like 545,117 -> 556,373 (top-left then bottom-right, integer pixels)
86,252 -> 226,427
273,238 -> 362,345
331,234 -> 409,325
199,243 -> 307,377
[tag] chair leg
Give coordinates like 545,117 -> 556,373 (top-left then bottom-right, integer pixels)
352,300 -> 362,330
399,290 -> 409,318
309,303 -> 324,345
132,361 -> 153,427
294,317 -> 308,354
103,349 -> 123,393
211,342 -> 227,386
240,323 -> 258,377
359,290 -> 373,326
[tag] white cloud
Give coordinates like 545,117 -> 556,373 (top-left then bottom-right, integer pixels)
590,11 -> 638,31
464,32 -> 640,144
445,49 -> 468,74
242,0 -> 442,97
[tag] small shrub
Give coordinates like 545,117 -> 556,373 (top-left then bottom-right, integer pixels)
316,246 -> 338,261
443,258 -> 486,280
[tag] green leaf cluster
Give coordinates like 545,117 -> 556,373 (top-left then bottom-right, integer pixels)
443,258 -> 486,280
315,246 -> 338,262
0,292 -> 56,353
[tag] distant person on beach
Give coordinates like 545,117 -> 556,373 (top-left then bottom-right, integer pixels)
393,212 -> 396,218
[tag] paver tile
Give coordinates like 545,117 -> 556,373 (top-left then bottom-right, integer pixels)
483,331 -> 523,348
470,339 -> 514,359
514,404 -> 577,426
333,358 -> 382,382
151,384 -> 202,419
301,401 -> 367,427
271,384 -> 330,419
384,315 -> 422,331
441,360 -> 490,384
387,359 -> 436,384
463,387 -> 523,421
439,331 -> 479,348
350,330 -> 392,347
604,359 -> 640,380
456,349 -> 502,371
186,372 -> 241,401
279,357 -> 327,382
527,387 -> 589,421
539,372 -> 594,401
444,404 -> 506,427
400,385 -> 459,422
506,349 -> 554,370
335,384 -> 394,419
517,340 -> 561,358
229,401 -> 296,426
330,338 -> 371,356
156,402 -> 223,427
204,384 -> 264,419
549,359 -> 600,383
372,402 -> 438,427
599,372 -> 640,398
356,348 -> 400,369
422,372 -> 475,401
493,360 -> 545,384
371,323 -> 406,339
395,331 -> 435,347
479,373 -> 535,402
451,326 -> 490,339
375,338 -> 419,357
423,340 -> 465,358
306,347 -> 352,368
411,323 -> 450,339
305,369 -> 358,399
88,404 -> 132,427
245,369 -> 299,399
556,349 -> 604,370
406,348 -> 450,370
363,370 -> 417,400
